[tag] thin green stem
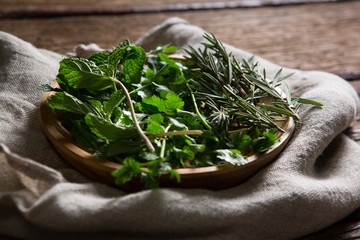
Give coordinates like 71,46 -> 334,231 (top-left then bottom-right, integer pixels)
110,77 -> 155,152
117,82 -> 152,106
187,84 -> 212,130
148,130 -> 203,138
159,125 -> 171,159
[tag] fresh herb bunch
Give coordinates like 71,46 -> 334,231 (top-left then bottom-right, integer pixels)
43,33 -> 322,188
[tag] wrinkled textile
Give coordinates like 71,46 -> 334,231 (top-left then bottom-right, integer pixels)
1,17 -> 360,240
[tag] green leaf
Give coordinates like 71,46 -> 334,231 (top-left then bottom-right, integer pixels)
122,46 -> 146,84
112,157 -> 141,185
98,64 -> 115,77
145,114 -> 165,133
70,120 -> 103,151
144,68 -> 155,80
140,151 -> 160,161
162,45 -> 178,54
48,92 -> 91,115
103,90 -> 124,118
232,133 -> 252,154
168,117 -> 187,130
89,51 -> 110,65
97,140 -> 143,158
109,45 -> 127,67
164,92 -> 184,115
138,92 -> 184,116
146,121 -> 165,134
215,149 -> 247,166
160,162 -> 181,182
148,113 -> 164,124
141,95 -> 166,113
174,146 -> 195,161
176,110 -> 202,129
87,99 -> 105,117
188,143 -> 206,154
85,113 -> 138,141
292,97 -> 323,107
58,58 -> 114,91
253,130 -> 277,152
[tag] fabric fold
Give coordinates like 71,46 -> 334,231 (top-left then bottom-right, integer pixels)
1,17 -> 360,240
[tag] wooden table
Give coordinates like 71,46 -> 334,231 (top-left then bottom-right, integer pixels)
1,0 -> 360,239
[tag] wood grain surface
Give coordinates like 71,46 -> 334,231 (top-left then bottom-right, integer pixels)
0,0 -> 353,18
1,1 -> 359,81
1,0 -> 360,239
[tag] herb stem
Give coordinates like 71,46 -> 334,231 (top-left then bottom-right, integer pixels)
160,126 -> 171,159
118,82 -> 152,105
110,77 -> 155,152
148,130 -> 203,138
187,84 -> 212,130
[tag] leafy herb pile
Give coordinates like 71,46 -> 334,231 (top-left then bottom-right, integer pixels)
43,33 -> 322,188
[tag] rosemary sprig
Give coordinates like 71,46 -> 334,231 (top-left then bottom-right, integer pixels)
185,32 -> 319,137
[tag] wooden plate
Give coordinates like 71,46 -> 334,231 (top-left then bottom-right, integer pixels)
39,86 -> 295,191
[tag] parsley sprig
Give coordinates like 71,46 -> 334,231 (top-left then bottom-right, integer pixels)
43,34 -> 322,188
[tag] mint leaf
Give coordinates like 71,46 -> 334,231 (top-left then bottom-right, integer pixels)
70,120 -> 102,151
48,92 -> 91,115
122,45 -> 146,84
85,113 -> 138,141
97,140 -> 143,158
89,51 -> 110,65
103,90 -> 124,119
109,44 -> 128,67
87,99 -> 105,118
98,63 -> 115,77
58,58 -> 114,91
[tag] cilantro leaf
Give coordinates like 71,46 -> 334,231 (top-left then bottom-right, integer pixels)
164,92 -> 184,115
146,121 -> 165,134
253,130 -> 278,153
215,149 -> 248,166
232,132 -> 252,154
112,157 -> 141,185
139,95 -> 166,113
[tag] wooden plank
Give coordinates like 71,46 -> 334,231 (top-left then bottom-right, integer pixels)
0,0 -> 355,18
0,1 -> 359,80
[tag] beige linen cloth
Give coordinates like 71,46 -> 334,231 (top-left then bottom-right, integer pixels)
1,17 -> 360,240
